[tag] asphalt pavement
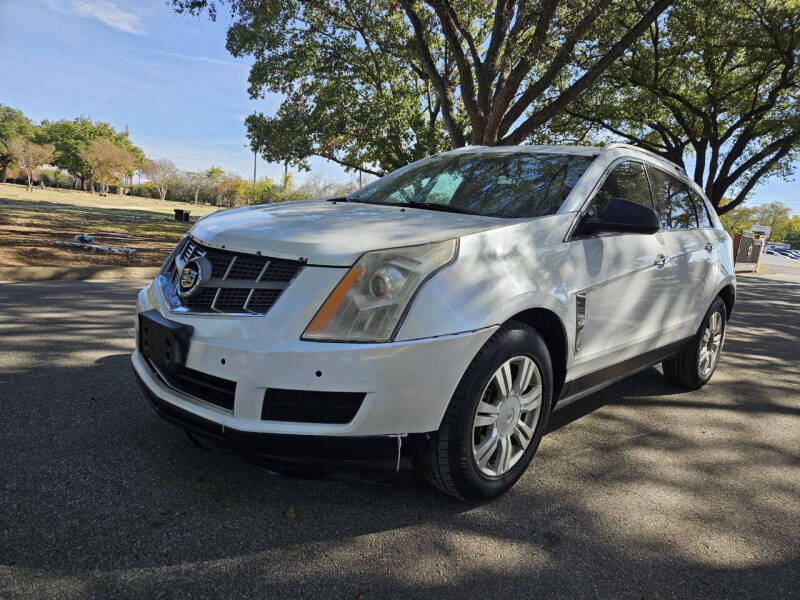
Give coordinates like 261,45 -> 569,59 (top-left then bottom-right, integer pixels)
1,270 -> 798,599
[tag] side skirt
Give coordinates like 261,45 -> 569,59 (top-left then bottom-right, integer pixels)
555,336 -> 692,410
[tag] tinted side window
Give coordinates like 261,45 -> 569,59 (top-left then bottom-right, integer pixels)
586,161 -> 653,219
648,168 -> 698,229
690,190 -> 713,228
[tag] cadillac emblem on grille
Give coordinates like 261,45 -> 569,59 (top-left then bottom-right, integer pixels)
177,256 -> 211,298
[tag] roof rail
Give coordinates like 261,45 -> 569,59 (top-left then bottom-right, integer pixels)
603,143 -> 687,174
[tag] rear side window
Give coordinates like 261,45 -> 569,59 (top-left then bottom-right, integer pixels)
586,161 -> 653,219
690,190 -> 713,228
647,168 -> 698,229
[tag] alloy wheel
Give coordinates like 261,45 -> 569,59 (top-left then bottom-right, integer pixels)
699,310 -> 723,377
471,355 -> 543,477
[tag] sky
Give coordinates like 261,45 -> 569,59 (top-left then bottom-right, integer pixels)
0,0 -> 798,213
0,0 -> 352,185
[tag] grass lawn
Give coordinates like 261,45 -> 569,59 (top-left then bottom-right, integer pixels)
0,183 -> 221,267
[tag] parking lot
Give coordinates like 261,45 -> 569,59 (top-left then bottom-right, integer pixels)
1,271 -> 798,599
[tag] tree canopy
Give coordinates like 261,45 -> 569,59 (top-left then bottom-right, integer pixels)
551,0 -> 800,214
0,104 -> 36,181
719,201 -> 800,246
142,158 -> 179,201
172,0 -> 672,174
80,137 -> 137,194
6,138 -> 55,191
38,117 -> 144,187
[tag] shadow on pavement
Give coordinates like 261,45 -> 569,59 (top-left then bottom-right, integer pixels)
0,278 -> 798,599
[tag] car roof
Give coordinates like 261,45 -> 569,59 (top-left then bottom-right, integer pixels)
439,143 -> 687,176
439,144 -> 603,157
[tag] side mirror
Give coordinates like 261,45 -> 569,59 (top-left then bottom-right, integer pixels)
581,197 -> 660,235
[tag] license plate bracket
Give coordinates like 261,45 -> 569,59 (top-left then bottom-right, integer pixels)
138,309 -> 194,369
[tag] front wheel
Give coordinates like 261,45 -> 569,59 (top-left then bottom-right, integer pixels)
416,321 -> 552,501
662,296 -> 727,389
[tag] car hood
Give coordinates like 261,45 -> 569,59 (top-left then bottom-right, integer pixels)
189,200 -> 507,266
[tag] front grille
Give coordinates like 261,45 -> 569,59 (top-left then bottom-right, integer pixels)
149,360 -> 236,411
164,237 -> 304,314
261,389 -> 366,424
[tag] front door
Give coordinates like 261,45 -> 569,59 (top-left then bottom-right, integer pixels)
569,161 -> 676,378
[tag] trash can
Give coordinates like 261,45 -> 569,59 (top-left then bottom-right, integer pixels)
182,211 -> 190,222
173,209 -> 184,221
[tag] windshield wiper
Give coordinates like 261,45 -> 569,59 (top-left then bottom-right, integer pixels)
401,201 -> 481,215
326,196 -> 350,202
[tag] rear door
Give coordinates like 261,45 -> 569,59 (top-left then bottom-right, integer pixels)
646,167 -> 718,341
570,160 -> 675,377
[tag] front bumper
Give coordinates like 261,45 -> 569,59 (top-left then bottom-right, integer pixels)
133,281 -> 497,440
136,370 -> 413,470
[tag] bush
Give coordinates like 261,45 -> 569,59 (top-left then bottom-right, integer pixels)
38,168 -> 77,189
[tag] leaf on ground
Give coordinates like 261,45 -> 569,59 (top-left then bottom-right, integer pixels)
285,504 -> 297,520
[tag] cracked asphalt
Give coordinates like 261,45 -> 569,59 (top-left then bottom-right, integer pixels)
1,269 -> 798,599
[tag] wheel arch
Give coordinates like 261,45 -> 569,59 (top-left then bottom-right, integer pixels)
505,307 -> 569,405
717,283 -> 735,320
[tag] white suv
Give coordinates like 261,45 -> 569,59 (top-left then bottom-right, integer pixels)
133,144 -> 735,500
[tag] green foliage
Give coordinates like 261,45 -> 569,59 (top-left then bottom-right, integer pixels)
172,0 -> 671,174
38,168 -> 77,189
206,165 -> 224,182
0,104 -> 36,180
553,0 -> 800,214
719,201 -> 800,246
6,138 -> 56,191
37,117 -> 144,184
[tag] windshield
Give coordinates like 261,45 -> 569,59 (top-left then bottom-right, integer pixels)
349,151 -> 594,218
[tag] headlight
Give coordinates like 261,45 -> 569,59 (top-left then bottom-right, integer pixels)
302,239 -> 458,342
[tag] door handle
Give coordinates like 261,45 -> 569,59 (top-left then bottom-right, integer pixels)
654,254 -> 667,267
704,242 -> 714,252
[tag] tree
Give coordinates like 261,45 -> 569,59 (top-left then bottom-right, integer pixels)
184,171 -> 213,203
753,201 -> 791,228
783,215 -> 800,248
6,138 -> 55,191
214,172 -> 242,207
38,117 -> 144,191
552,0 -> 800,214
0,105 -> 36,182
79,138 -> 137,194
206,165 -> 224,182
141,159 -> 178,201
173,0 -> 672,174
295,174 -> 361,199
719,206 -> 758,234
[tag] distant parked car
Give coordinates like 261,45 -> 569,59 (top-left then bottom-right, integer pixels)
773,248 -> 799,259
133,143 -> 736,500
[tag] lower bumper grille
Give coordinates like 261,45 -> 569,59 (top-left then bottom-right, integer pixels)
262,389 -> 365,424
148,360 -> 236,411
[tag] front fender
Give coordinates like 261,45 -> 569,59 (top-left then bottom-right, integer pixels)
396,217 -> 578,349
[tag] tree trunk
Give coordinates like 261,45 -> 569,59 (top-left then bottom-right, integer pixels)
159,186 -> 167,201
194,190 -> 199,204
0,164 -> 7,182
27,172 -> 33,192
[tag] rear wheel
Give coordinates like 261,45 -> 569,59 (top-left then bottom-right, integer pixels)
663,296 -> 727,389
416,321 -> 552,501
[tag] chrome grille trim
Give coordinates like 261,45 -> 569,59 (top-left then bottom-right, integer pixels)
160,237 -> 304,316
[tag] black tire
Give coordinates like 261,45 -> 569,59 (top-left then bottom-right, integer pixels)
416,320 -> 553,502
662,296 -> 727,390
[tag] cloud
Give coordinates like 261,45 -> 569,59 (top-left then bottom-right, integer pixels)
154,50 -> 245,68
71,0 -> 143,35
